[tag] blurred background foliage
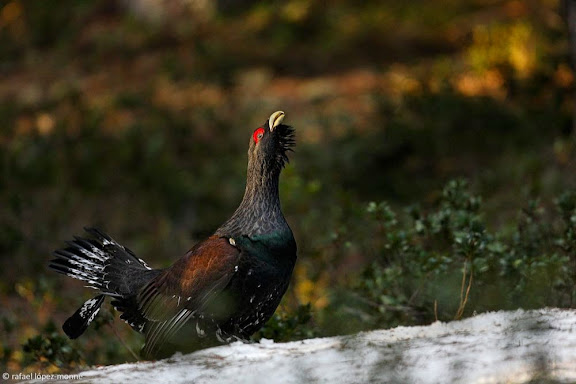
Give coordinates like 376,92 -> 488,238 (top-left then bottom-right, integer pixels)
1,0 -> 576,375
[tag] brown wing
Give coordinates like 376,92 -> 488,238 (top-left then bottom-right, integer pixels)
138,235 -> 240,358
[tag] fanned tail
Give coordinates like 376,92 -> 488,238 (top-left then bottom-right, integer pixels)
49,227 -> 158,339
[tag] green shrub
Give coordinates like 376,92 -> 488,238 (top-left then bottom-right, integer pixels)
22,322 -> 83,369
320,179 -> 576,336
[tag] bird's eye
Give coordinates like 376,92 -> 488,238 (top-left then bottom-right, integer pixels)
253,127 -> 265,143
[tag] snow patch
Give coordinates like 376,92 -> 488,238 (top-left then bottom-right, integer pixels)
29,308 -> 576,384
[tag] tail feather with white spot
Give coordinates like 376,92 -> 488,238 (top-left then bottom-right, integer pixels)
62,294 -> 105,339
49,227 -> 159,339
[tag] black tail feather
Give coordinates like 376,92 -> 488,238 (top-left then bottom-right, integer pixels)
63,294 -> 105,339
50,227 -> 159,339
50,233 -> 110,291
85,227 -> 113,242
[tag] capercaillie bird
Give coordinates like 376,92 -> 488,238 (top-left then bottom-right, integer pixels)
49,111 -> 297,359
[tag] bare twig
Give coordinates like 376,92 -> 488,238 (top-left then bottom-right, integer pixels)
454,261 -> 473,320
106,321 -> 139,361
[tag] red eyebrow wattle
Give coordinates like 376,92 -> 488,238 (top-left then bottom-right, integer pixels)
253,127 -> 265,143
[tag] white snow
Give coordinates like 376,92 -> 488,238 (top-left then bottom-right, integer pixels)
33,308 -> 576,384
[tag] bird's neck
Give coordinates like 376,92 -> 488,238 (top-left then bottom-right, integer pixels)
216,163 -> 288,237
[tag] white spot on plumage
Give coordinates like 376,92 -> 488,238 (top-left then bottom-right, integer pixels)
88,307 -> 100,324
79,298 -> 100,318
79,247 -> 107,262
229,238 -> 236,246
215,328 -> 226,343
196,321 -> 205,337
138,258 -> 152,270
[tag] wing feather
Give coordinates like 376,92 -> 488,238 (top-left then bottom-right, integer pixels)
138,236 -> 240,358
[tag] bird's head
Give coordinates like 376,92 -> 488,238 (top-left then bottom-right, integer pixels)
249,111 -> 295,172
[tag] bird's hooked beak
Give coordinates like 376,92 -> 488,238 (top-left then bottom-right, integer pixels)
268,111 -> 285,132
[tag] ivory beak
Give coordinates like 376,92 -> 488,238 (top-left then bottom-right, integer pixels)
268,111 -> 285,132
